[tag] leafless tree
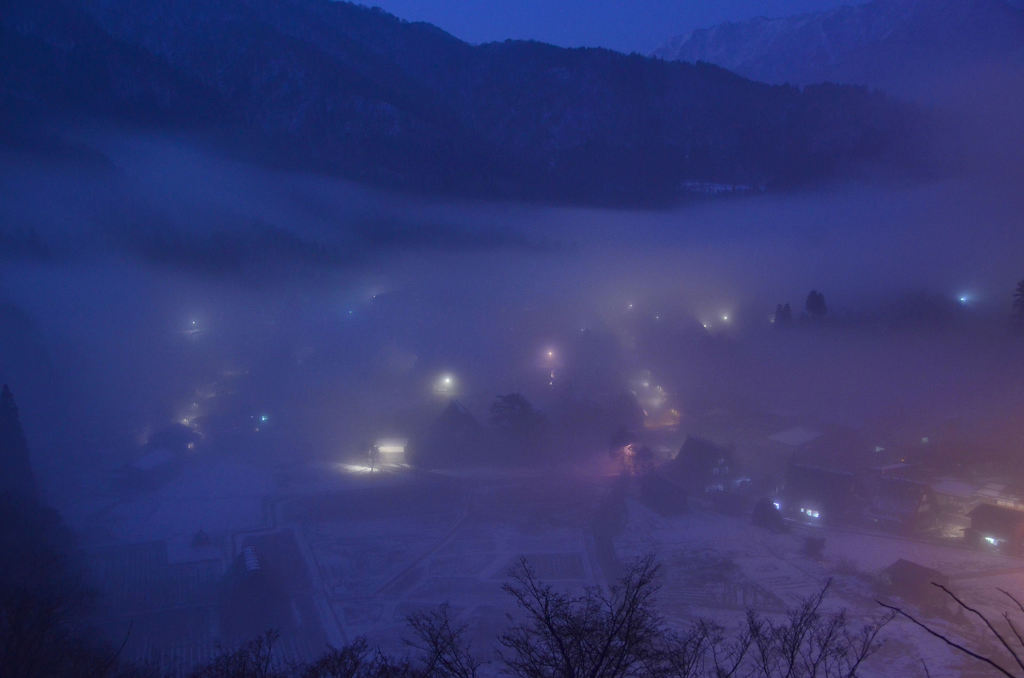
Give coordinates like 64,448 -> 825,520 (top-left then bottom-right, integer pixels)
745,581 -> 891,678
188,557 -> 893,678
497,561 -> 889,678
498,554 -> 664,678
646,619 -> 751,678
407,604 -> 480,678
190,630 -> 282,678
299,605 -> 476,678
301,637 -> 418,678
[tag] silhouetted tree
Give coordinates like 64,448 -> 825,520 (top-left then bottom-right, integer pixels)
499,554 -> 665,678
773,303 -> 793,327
0,387 -> 126,678
489,394 -> 542,434
498,557 -> 889,678
1014,280 -> 1024,322
489,394 -> 547,460
744,580 -> 889,678
0,492 -> 100,678
806,291 -> 828,319
193,558 -> 892,678
198,607 -> 477,678
408,401 -> 483,469
664,437 -> 734,494
0,384 -> 36,499
301,636 -> 417,677
190,630 -> 282,678
406,605 -> 479,678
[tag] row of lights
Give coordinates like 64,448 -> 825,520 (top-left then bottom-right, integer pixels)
629,302 -> 732,329
626,291 -> 978,329
433,346 -> 560,397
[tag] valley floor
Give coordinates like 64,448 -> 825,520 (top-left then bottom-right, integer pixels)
60,456 -> 1024,677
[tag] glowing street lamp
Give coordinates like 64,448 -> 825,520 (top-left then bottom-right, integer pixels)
540,347 -> 559,387
434,373 -> 457,396
183,317 -> 203,337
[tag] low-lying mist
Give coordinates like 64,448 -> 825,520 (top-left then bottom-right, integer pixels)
2,128 -> 1024,495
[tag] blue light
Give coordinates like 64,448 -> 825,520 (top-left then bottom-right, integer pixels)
259,414 -> 269,423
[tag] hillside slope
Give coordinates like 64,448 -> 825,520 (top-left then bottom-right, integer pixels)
2,0 -> 922,204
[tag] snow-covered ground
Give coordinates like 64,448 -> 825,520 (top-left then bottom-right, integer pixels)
616,496 -> 1024,677
64,458 -> 1024,676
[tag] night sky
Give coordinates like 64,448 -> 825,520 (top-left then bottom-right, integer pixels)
360,0 -> 866,53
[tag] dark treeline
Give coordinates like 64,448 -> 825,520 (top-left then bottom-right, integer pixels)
0,385 -> 129,677
186,558 -> 891,678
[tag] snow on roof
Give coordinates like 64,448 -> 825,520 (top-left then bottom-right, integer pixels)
930,478 -> 976,498
871,463 -> 913,474
977,483 -> 1012,500
768,426 -> 822,446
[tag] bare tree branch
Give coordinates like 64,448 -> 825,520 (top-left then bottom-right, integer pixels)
1000,588 -> 1024,616
877,600 -> 1017,678
932,582 -> 1024,674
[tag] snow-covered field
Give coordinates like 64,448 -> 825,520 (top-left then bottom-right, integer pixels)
63,458 -> 1024,676
616,497 -> 1024,677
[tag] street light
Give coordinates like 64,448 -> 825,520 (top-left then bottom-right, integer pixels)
434,373 -> 457,396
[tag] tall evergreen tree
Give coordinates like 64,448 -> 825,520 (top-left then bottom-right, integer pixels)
806,290 -> 828,319
1014,279 -> 1024,321
490,394 -> 546,444
0,384 -> 36,499
0,386 -> 99,677
773,303 -> 794,326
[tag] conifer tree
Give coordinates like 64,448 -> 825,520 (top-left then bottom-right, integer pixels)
0,384 -> 36,499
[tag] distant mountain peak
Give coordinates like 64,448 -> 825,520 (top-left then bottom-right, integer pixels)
654,0 -> 1024,95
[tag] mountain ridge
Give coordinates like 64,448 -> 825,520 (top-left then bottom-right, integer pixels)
2,0 -> 926,206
